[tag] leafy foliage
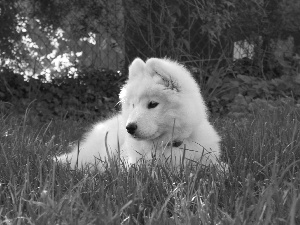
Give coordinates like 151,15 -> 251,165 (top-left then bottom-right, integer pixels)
0,68 -> 124,121
0,0 -> 21,60
192,58 -> 300,116
1,55 -> 300,121
1,0 -> 299,82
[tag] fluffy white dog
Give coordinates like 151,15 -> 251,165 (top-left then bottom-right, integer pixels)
58,58 -> 221,168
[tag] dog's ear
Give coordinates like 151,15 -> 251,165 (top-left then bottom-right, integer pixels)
146,58 -> 181,92
153,72 -> 180,92
128,58 -> 145,80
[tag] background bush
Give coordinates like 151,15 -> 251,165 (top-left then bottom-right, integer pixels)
0,67 -> 124,121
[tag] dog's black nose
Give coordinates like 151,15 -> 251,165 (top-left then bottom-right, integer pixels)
126,123 -> 137,135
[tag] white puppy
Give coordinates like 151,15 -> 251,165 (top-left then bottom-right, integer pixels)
58,58 -> 221,168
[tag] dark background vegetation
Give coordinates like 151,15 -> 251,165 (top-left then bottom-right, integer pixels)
1,0 -> 300,121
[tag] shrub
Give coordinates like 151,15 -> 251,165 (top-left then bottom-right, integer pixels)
0,67 -> 125,121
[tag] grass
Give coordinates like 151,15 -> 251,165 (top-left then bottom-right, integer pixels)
0,103 -> 300,225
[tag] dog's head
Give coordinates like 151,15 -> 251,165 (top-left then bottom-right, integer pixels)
119,58 -> 207,143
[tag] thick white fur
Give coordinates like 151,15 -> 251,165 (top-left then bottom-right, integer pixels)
58,58 -> 221,168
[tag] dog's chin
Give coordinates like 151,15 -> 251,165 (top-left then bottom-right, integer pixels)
130,132 -> 161,141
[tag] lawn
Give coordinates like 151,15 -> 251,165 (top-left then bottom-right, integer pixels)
0,103 -> 299,224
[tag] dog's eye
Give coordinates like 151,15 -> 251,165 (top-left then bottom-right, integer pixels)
148,101 -> 159,109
